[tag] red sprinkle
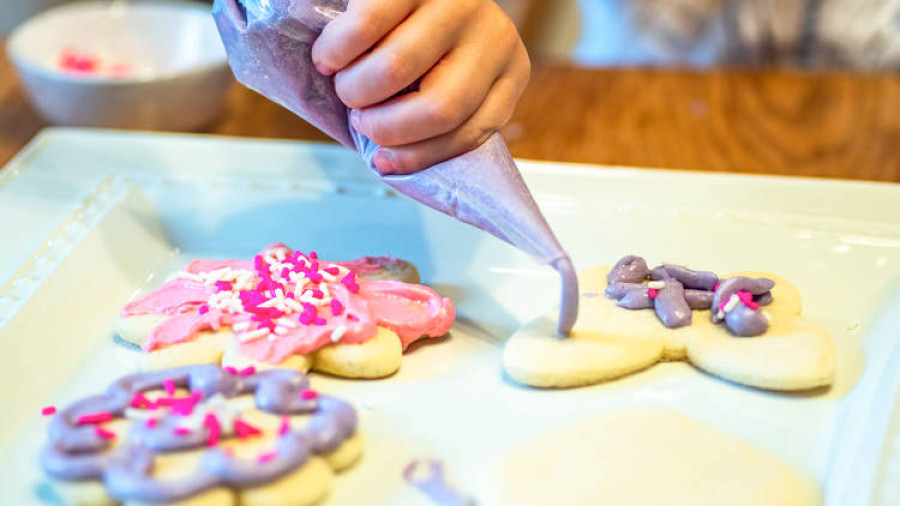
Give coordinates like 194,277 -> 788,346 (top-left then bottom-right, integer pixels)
41,406 -> 57,416
94,426 -> 116,440
309,251 -> 318,260
258,451 -> 277,463
648,288 -> 659,299
278,416 -> 290,436
331,299 -> 344,316
78,412 -> 113,425
174,427 -> 192,436
198,304 -> 210,315
234,419 -> 263,440
301,389 -> 318,400
163,379 -> 176,396
238,366 -> 256,377
214,281 -> 233,292
346,313 -> 359,322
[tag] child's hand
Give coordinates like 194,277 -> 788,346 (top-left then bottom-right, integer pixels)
311,0 -> 530,174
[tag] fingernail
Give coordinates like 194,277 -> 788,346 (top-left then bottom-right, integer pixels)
349,109 -> 361,132
373,150 -> 397,175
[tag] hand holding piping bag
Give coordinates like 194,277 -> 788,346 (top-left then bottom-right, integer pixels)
213,0 -> 579,335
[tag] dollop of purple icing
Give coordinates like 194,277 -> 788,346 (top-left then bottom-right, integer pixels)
40,365 -> 357,503
604,255 -> 774,337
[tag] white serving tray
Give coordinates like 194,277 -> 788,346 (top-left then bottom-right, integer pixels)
1,128 -> 898,506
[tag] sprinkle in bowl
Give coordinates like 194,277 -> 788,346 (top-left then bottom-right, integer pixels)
7,0 -> 232,131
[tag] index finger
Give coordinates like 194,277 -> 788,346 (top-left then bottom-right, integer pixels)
311,0 -> 419,75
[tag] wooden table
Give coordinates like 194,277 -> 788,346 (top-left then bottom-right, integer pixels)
2,41 -> 898,182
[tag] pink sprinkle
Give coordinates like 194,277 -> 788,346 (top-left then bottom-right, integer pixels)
254,255 -> 265,271
324,266 -> 340,276
238,366 -> 256,377
311,289 -> 324,299
174,427 -> 192,436
163,379 -> 176,396
78,412 -> 113,425
299,313 -> 313,325
309,251 -> 318,260
301,389 -> 318,400
258,451 -> 277,463
224,366 -> 238,375
341,272 -> 359,293
278,416 -> 290,436
198,304 -> 210,315
736,291 -> 754,305
234,419 -> 262,440
331,299 -> 344,316
215,281 -> 233,292
346,313 -> 359,322
146,418 -> 158,428
94,426 -> 116,440
713,283 -> 720,291
313,317 -> 326,326
41,406 -> 57,416
648,288 -> 659,299
203,413 -> 221,447
131,391 -> 156,410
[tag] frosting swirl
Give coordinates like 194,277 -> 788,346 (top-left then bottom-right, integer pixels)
605,255 -> 774,337
41,365 -> 357,503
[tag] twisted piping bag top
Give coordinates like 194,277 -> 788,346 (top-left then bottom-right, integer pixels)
213,0 -> 579,335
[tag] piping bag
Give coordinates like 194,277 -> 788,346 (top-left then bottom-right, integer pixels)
212,0 -> 578,335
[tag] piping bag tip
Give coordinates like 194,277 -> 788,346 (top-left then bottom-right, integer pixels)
553,255 -> 579,337
213,0 -> 579,335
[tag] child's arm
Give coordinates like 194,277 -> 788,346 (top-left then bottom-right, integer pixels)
311,0 -> 530,174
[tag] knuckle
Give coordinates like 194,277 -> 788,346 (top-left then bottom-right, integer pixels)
375,50 -> 409,89
343,16 -> 377,48
424,98 -> 464,132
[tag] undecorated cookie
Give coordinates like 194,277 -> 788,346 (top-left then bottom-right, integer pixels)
504,259 -> 835,390
40,365 -> 361,506
117,244 -> 454,378
480,407 -> 821,506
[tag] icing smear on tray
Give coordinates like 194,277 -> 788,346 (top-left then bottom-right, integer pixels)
123,244 -> 454,363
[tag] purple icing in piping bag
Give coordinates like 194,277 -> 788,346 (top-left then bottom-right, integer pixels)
212,0 -> 579,335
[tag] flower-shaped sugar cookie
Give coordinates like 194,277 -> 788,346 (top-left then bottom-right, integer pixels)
40,365 -> 361,505
116,244 -> 455,378
504,256 -> 835,390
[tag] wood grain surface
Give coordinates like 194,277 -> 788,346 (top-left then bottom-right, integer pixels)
1,41 -> 898,182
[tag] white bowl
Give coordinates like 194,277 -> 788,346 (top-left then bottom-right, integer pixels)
7,0 -> 233,131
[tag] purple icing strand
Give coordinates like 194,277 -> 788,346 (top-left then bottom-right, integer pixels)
605,255 -> 774,337
212,0 -> 579,336
403,460 -> 472,506
41,365 -> 357,503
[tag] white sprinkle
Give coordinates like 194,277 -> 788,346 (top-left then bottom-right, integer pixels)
206,267 -> 232,282
581,291 -> 599,298
268,334 -> 277,342
723,294 -> 741,313
647,281 -> 666,290
240,327 -> 271,343
233,321 -> 251,332
277,318 -> 298,329
275,288 -> 285,299
284,298 -> 304,312
715,310 -> 725,321
762,311 -> 771,322
178,271 -> 204,282
274,326 -> 288,336
257,298 -> 279,308
330,325 -> 348,343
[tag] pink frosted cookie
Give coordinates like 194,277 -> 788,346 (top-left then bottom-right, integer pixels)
116,244 -> 455,378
